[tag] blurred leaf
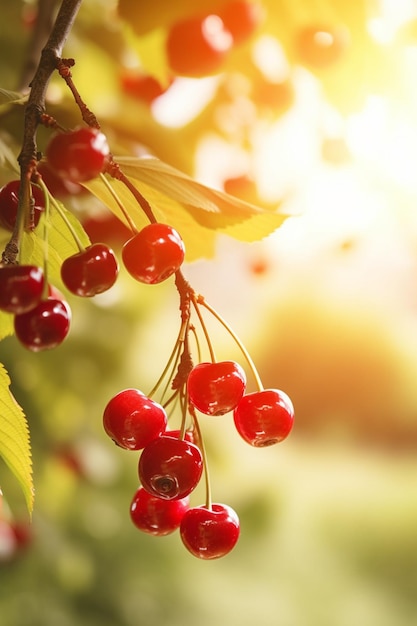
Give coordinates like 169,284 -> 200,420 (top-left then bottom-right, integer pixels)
0,311 -> 14,342
0,135 -> 19,173
0,363 -> 33,514
0,87 -> 27,107
122,26 -> 171,85
84,156 -> 287,259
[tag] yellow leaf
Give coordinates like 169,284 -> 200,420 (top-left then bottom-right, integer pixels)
84,156 -> 288,260
0,363 -> 33,514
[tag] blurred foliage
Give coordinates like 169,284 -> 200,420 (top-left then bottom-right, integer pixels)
1,0 -> 417,625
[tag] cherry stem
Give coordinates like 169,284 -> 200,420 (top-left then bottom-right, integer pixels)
57,57 -> 100,128
189,405 -> 212,511
40,179 -> 51,298
197,295 -> 264,392
147,320 -> 187,399
106,159 -> 158,225
99,174 -> 138,234
191,295 -> 217,364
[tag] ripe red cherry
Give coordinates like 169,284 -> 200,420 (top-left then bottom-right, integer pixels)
122,223 -> 185,284
166,14 -> 233,77
45,126 -> 110,183
295,24 -> 349,68
103,389 -> 167,450
60,243 -> 119,297
180,503 -> 240,559
0,180 -> 44,231
14,297 -> 71,351
217,1 -> 263,45
233,389 -> 294,446
130,486 -> 189,536
187,360 -> 246,416
120,70 -> 173,104
139,435 -> 203,500
0,265 -> 44,314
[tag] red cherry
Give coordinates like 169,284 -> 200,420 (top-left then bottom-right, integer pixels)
0,180 -> 44,231
217,1 -> 263,45
233,389 -> 294,446
0,265 -> 44,314
187,360 -> 246,416
130,486 -> 189,536
164,428 -> 195,444
138,435 -> 203,500
166,14 -> 233,77
120,70 -> 173,104
37,162 -> 84,198
223,174 -> 259,204
45,126 -> 110,183
14,297 -> 71,351
103,388 -> 167,450
122,223 -> 185,285
180,503 -> 240,559
81,213 -> 131,247
60,243 -> 119,297
296,24 -> 349,68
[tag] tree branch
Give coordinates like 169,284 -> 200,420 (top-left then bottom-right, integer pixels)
2,0 -> 83,264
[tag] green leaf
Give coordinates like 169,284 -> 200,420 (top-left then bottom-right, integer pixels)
0,311 -> 15,342
0,363 -> 33,514
0,87 -> 27,106
84,157 -> 288,260
20,198 -> 91,288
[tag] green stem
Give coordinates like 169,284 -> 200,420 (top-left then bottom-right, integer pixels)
198,295 -> 264,392
99,173 -> 138,234
189,406 -> 212,510
191,294 -> 216,363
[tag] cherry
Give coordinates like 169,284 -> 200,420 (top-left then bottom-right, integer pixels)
130,486 -> 189,536
164,428 -> 195,444
81,213 -> 131,247
37,162 -> 84,198
295,24 -> 349,68
120,70 -> 173,104
60,243 -> 119,297
233,389 -> 294,446
187,360 -> 246,416
45,126 -> 110,183
166,14 -> 233,77
103,388 -> 167,450
0,265 -> 44,314
223,174 -> 259,205
180,503 -> 240,559
14,296 -> 71,351
0,180 -> 44,231
217,1 -> 263,45
122,223 -> 185,285
138,435 -> 203,500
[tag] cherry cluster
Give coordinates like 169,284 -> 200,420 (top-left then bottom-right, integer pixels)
1,116 -> 294,559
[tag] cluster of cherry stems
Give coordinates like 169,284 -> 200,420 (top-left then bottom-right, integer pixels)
0,119 -> 293,563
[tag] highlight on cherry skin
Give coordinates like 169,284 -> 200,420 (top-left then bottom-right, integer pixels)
187,360 -> 247,416
138,435 -> 203,501
130,486 -> 190,536
122,222 -> 185,285
45,126 -> 110,184
233,388 -> 294,447
0,264 -> 45,315
103,388 -> 168,450
180,503 -> 240,560
60,243 -> 119,297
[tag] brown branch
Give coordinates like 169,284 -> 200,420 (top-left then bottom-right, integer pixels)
2,0 -> 83,265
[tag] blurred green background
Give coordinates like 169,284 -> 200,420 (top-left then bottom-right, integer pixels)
1,1 -> 417,624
